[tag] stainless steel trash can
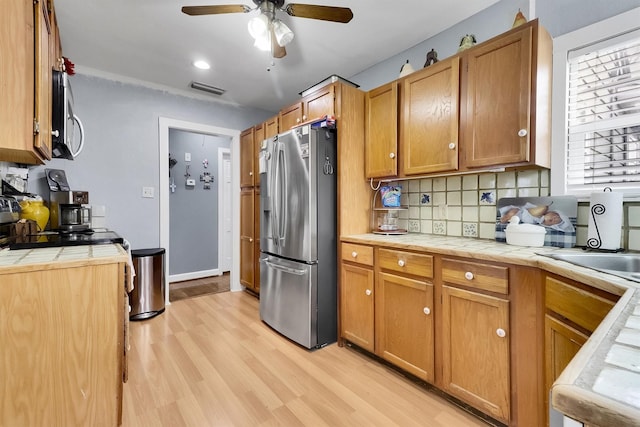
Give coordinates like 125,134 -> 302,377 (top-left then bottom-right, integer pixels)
129,248 -> 166,320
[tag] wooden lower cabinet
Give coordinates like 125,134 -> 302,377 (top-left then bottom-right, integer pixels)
240,188 -> 256,292
0,260 -> 126,426
441,285 -> 511,423
375,271 -> 434,382
340,262 -> 375,352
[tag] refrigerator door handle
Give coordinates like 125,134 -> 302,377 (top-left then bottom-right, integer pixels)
270,140 -> 280,247
263,259 -> 307,276
279,143 -> 288,246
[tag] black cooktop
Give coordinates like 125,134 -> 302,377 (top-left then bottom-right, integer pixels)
7,230 -> 124,250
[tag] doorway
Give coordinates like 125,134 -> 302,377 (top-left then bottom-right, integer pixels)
158,117 -> 242,304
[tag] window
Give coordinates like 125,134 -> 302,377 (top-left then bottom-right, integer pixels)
551,8 -> 640,198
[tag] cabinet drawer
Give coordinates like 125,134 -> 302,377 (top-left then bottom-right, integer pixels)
545,276 -> 615,333
442,258 -> 509,294
378,248 -> 433,278
342,243 -> 374,266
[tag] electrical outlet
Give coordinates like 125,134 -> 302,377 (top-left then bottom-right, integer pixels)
142,187 -> 154,198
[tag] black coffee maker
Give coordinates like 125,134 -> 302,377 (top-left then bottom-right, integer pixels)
45,169 -> 92,232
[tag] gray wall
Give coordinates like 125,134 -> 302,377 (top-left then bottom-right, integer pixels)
27,74 -> 272,250
348,0 -> 640,92
168,129 -> 229,275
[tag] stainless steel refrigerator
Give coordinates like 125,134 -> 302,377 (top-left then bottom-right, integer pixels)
258,120 -> 337,349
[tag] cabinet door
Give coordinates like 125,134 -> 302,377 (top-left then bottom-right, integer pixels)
254,124 -> 264,186
461,25 -> 532,168
376,272 -> 434,382
240,127 -> 255,188
253,188 -> 260,293
441,285 -> 510,423
279,101 -> 303,131
544,314 -> 588,427
240,188 -> 255,290
365,82 -> 398,178
303,84 -> 334,121
400,57 -> 459,175
264,115 -> 278,139
34,0 -> 52,160
340,263 -> 374,352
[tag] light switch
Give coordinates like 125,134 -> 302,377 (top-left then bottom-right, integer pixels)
185,152 -> 191,162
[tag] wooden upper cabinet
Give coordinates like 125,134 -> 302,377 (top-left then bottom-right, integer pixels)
400,57 -> 459,175
279,101 -> 303,131
460,20 -> 551,169
303,84 -> 335,122
264,115 -> 278,139
365,81 -> 398,178
33,0 -> 52,161
240,127 -> 255,187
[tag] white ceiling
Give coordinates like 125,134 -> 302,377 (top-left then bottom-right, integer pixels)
54,0 -> 500,112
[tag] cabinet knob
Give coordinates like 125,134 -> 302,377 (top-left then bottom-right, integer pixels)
448,142 -> 456,150
51,130 -> 59,137
518,129 -> 528,137
464,271 -> 474,280
351,251 -> 358,258
365,289 -> 372,296
423,307 -> 431,315
397,260 -> 405,267
496,328 -> 506,338
296,118 -> 301,123
389,152 -> 395,159
249,238 -> 253,243
303,115 -> 307,121
249,171 -> 253,176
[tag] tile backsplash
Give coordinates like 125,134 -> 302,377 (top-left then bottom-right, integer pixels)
389,169 -> 640,251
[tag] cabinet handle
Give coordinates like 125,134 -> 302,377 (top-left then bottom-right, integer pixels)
518,129 -> 528,137
397,260 -> 405,267
365,289 -> 372,296
448,142 -> 456,150
351,251 -> 358,258
464,271 -> 474,280
496,328 -> 506,338
423,307 -> 431,315
389,152 -> 395,159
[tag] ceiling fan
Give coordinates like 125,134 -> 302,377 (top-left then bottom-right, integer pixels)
181,1 -> 353,58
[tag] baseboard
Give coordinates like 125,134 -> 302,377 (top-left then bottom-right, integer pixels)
170,269 -> 220,283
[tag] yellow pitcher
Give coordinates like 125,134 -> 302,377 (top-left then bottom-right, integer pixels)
19,198 -> 50,231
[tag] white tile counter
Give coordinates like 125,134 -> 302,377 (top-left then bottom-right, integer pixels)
342,233 -> 640,427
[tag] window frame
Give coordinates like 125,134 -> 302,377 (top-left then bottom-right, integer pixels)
551,7 -> 640,200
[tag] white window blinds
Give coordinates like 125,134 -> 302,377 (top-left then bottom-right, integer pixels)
566,30 -> 640,193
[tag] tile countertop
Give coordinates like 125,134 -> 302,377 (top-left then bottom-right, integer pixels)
0,244 -> 130,274
342,233 -> 640,427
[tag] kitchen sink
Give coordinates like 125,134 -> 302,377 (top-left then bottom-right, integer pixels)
539,252 -> 640,283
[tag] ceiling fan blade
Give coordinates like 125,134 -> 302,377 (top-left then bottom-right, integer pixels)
181,5 -> 251,16
271,27 -> 287,58
285,4 -> 353,23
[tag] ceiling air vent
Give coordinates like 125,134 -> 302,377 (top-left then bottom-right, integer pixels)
189,81 -> 226,96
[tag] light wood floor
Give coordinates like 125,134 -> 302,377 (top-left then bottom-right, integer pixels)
122,291 -> 490,427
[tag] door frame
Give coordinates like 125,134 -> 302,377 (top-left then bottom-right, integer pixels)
159,117 -> 242,303
218,147 -> 232,273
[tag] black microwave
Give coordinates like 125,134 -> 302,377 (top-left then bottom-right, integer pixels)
51,70 -> 84,159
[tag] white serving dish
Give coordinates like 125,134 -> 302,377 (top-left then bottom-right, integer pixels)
505,216 -> 546,247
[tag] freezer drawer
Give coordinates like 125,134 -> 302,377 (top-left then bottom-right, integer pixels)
260,255 -> 317,348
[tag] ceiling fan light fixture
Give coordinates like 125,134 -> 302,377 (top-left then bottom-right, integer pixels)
273,19 -> 294,46
253,33 -> 271,51
247,14 -> 269,39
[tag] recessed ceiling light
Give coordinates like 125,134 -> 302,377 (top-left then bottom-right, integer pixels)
193,60 -> 210,70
